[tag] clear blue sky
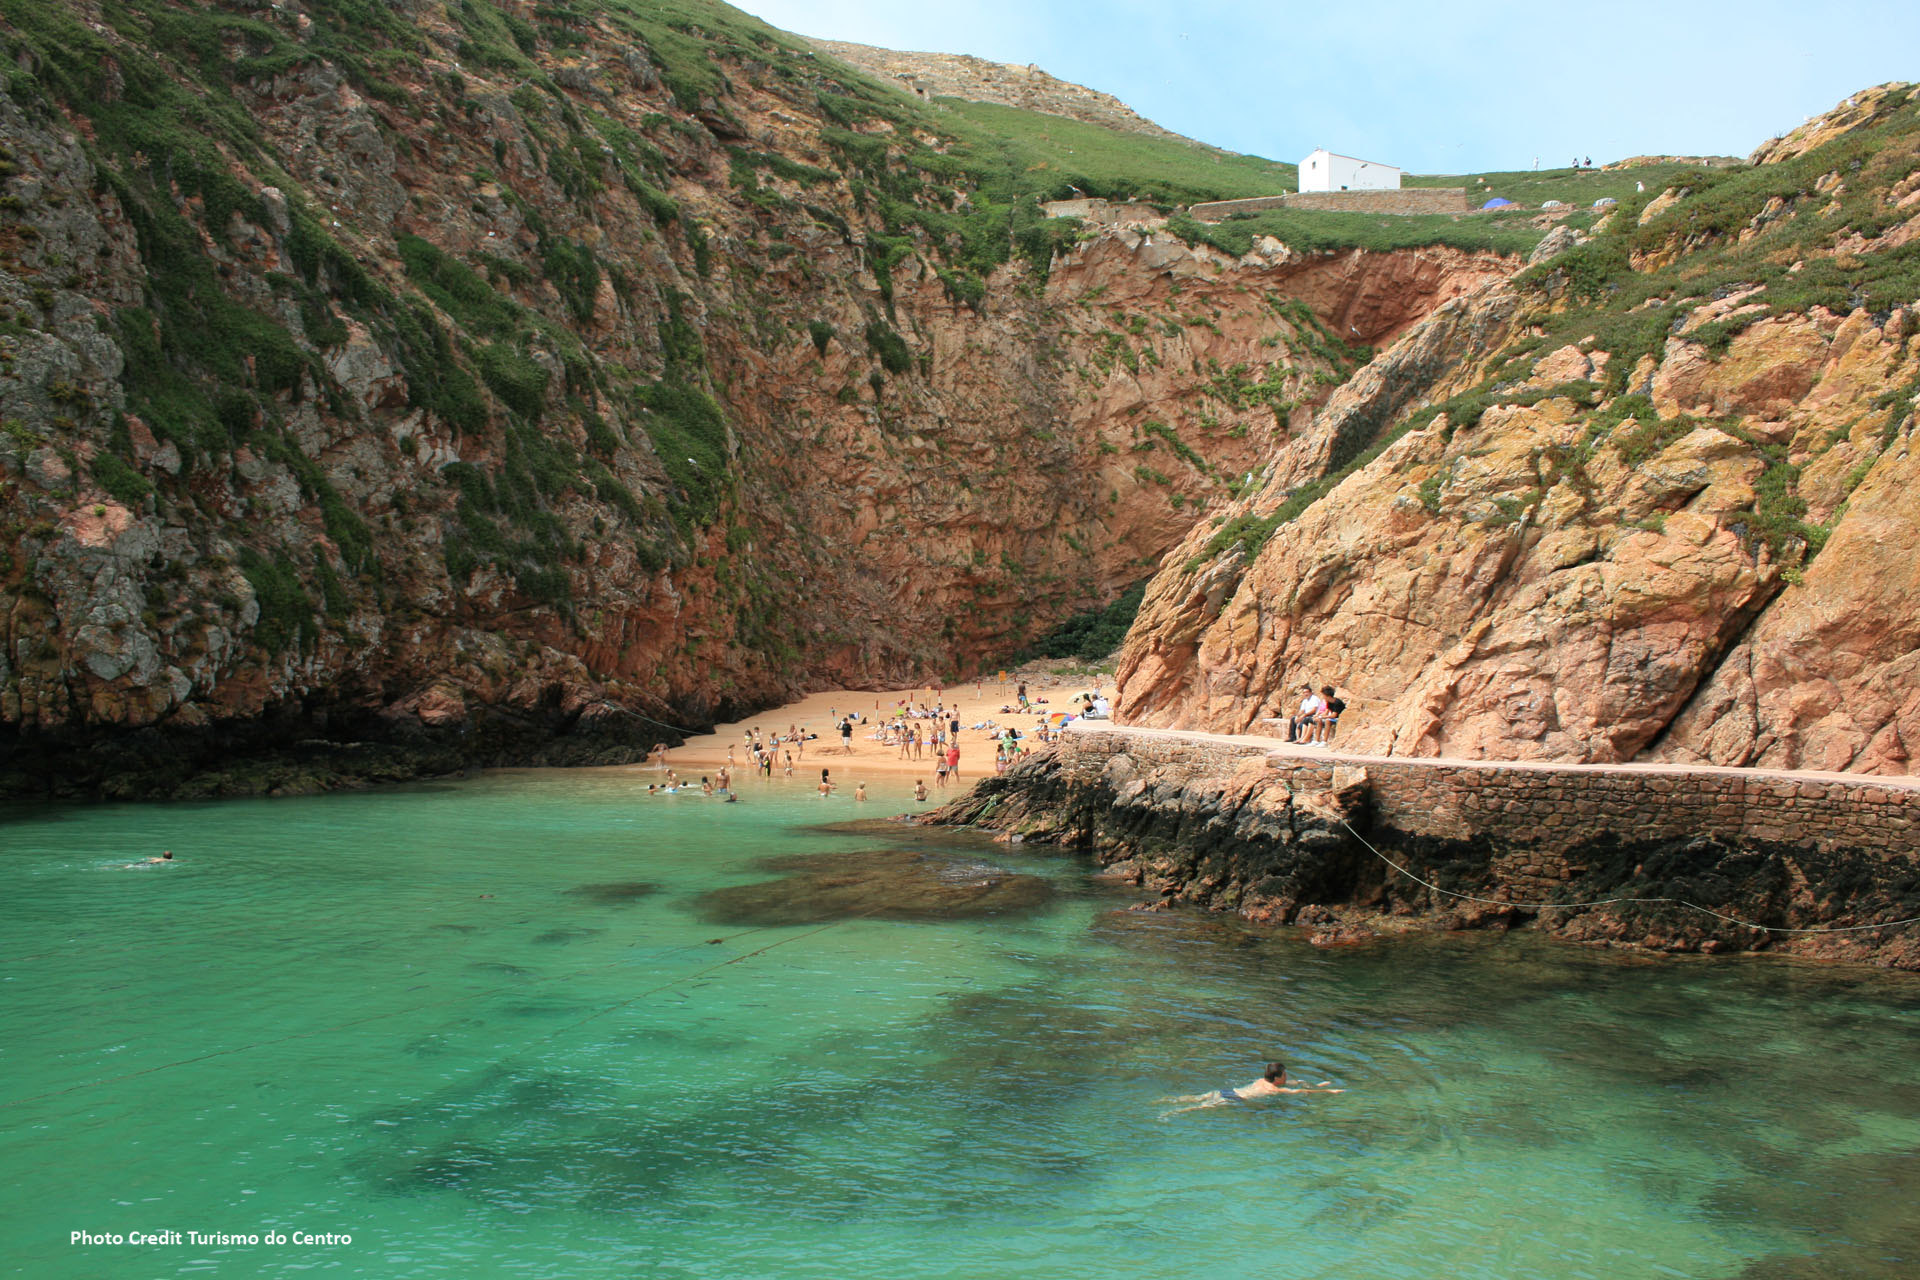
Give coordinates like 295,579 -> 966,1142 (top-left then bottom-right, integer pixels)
730,0 -> 1919,173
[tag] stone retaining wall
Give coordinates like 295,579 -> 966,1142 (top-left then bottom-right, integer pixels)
1189,189 -> 1474,221
936,728 -> 1920,968
1048,729 -> 1919,861
1038,198 -> 1167,228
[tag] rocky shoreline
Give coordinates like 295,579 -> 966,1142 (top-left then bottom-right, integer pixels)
930,728 -> 1920,969
0,698 -> 678,803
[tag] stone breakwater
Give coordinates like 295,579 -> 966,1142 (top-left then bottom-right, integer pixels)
933,727 -> 1920,969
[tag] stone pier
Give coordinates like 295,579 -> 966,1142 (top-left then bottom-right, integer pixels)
935,725 -> 1920,968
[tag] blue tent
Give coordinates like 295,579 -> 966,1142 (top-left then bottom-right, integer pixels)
1482,197 -> 1515,209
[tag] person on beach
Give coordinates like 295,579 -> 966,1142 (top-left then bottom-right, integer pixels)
1287,685 -> 1324,744
783,752 -> 794,777
1311,686 -> 1346,744
914,779 -> 928,802
818,768 -> 835,796
1162,1062 -> 1344,1117
839,718 -> 854,754
946,743 -> 960,780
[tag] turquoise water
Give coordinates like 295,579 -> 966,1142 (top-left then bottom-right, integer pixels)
3,768 -> 1918,1279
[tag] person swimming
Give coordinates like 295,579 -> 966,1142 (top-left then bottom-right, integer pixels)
1161,1061 -> 1343,1117
122,850 -> 175,869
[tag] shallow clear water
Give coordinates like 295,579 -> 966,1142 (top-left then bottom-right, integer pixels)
3,769 -> 1917,1279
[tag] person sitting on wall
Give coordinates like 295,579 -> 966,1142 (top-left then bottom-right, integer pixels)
1312,686 -> 1347,744
1287,685 -> 1324,743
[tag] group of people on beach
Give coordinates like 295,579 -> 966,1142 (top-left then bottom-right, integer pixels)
638,675 -> 1122,808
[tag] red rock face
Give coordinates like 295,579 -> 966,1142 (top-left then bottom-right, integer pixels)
1655,430 -> 1920,774
0,14 -> 1512,758
1116,275 -> 1920,775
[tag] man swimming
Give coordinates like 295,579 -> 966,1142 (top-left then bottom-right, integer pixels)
1162,1061 -> 1343,1117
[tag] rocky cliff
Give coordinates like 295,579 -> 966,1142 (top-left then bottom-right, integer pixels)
1117,84 -> 1920,776
0,0 -> 1508,797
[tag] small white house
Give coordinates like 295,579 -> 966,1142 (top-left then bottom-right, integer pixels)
1299,149 -> 1401,193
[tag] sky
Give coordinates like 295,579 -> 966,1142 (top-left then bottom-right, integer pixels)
729,0 -> 1920,173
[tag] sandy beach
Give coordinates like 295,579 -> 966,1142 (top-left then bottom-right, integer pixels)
654,673 -> 1111,786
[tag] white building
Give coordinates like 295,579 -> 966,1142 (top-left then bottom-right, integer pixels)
1299,149 -> 1401,193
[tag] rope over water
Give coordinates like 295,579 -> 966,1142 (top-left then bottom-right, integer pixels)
1337,819 -> 1920,936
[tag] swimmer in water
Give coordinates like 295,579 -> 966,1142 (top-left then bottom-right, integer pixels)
122,850 -> 175,868
1161,1062 -> 1342,1118
855,782 -> 867,802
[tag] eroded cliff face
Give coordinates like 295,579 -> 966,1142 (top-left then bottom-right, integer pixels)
0,0 -> 1509,795
1118,86 -> 1920,775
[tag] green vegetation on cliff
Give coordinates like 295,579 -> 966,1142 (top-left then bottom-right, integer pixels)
1187,90 -> 1920,579
1167,206 -> 1545,259
1405,162 -> 1707,208
937,98 -> 1296,205
999,580 -> 1147,665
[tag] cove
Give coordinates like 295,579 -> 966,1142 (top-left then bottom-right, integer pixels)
3,768 -> 1917,1279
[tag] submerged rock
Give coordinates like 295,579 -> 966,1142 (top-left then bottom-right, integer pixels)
532,927 -> 603,945
695,849 -> 1053,926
